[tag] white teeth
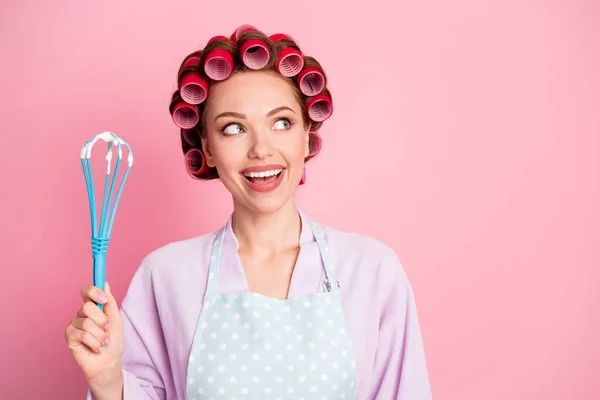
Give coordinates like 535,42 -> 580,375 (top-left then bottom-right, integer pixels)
244,169 -> 282,178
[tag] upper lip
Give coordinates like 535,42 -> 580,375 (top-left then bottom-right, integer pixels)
240,164 -> 285,174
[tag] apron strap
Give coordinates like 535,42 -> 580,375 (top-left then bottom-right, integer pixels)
203,228 -> 226,302
305,218 -> 339,294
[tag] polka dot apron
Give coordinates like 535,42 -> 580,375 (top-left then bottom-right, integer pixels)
186,218 -> 357,399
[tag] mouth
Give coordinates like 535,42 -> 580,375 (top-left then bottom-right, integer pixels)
240,165 -> 286,193
242,168 -> 283,184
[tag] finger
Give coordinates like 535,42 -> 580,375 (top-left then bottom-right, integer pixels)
71,318 -> 110,346
78,301 -> 109,330
81,285 -> 108,306
70,326 -> 105,353
102,282 -> 120,319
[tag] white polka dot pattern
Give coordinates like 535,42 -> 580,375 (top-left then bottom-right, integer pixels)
185,220 -> 358,399
187,291 -> 357,398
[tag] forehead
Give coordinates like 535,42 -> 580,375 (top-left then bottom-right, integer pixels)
206,71 -> 300,116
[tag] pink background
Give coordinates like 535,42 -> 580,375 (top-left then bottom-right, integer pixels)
1,0 -> 599,398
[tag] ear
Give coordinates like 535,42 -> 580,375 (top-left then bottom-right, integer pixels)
200,134 -> 217,168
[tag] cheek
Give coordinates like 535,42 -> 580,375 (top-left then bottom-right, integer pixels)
281,132 -> 308,159
211,140 -> 243,172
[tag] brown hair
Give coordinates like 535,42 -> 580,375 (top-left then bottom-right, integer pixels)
169,26 -> 332,180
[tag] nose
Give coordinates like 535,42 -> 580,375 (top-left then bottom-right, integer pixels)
247,129 -> 274,160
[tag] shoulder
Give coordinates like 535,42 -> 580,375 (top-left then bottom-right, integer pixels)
126,230 -> 219,289
144,231 -> 218,267
317,221 -> 410,287
323,224 -> 399,260
119,230 -> 220,314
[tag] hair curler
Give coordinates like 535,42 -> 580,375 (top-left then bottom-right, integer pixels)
182,55 -> 200,69
308,130 -> 322,157
182,128 -> 201,146
171,101 -> 200,129
269,33 -> 292,42
232,24 -> 257,41
276,47 -> 303,77
80,132 -> 133,309
306,93 -> 333,122
270,33 -> 303,77
297,67 -> 326,96
298,67 -> 326,96
185,148 -> 209,177
208,35 -> 228,43
179,54 -> 208,104
203,48 -> 234,81
241,38 -> 270,70
179,72 -> 208,105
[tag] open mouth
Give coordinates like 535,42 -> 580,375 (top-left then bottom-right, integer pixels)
242,169 -> 283,184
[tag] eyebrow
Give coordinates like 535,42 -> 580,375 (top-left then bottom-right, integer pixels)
214,106 -> 295,122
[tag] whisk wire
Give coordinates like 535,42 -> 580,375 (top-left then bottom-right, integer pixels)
81,158 -> 98,237
99,142 -> 113,237
107,160 -> 132,238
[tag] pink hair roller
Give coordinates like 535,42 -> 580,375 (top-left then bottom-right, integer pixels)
269,33 -> 292,42
204,48 -> 234,81
208,35 -> 228,43
179,73 -> 208,104
241,39 -> 270,70
276,47 -> 303,77
182,55 -> 200,69
182,129 -> 201,146
269,33 -> 303,77
298,67 -> 326,96
172,101 -> 199,129
184,148 -> 209,177
308,131 -> 322,157
232,24 -> 257,41
306,93 -> 333,122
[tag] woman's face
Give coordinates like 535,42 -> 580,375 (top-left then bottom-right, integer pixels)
202,71 -> 310,214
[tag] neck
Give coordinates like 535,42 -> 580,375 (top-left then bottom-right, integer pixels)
231,198 -> 302,254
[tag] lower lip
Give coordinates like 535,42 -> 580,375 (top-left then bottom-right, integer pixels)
241,170 -> 285,193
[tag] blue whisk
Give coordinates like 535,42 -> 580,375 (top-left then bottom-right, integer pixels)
80,131 -> 133,309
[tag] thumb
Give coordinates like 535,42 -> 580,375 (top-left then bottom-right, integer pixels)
102,282 -> 120,319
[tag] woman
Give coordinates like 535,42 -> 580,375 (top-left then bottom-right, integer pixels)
65,25 -> 432,399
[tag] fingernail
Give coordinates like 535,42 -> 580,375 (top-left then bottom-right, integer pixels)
98,295 -> 108,303
104,323 -> 110,331
104,338 -> 110,346
98,346 -> 103,353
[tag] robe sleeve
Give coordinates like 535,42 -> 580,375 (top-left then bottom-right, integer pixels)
366,254 -> 433,399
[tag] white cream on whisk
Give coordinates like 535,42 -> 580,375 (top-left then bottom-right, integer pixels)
80,131 -> 134,173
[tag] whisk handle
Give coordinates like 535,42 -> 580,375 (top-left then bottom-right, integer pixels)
91,237 -> 109,310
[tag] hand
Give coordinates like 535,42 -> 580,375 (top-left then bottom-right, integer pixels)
65,282 -> 125,389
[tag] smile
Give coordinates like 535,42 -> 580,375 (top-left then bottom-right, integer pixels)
240,165 -> 286,193
243,169 -> 283,180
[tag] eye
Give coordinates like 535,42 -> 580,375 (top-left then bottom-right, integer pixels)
273,118 -> 292,130
221,123 -> 244,135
